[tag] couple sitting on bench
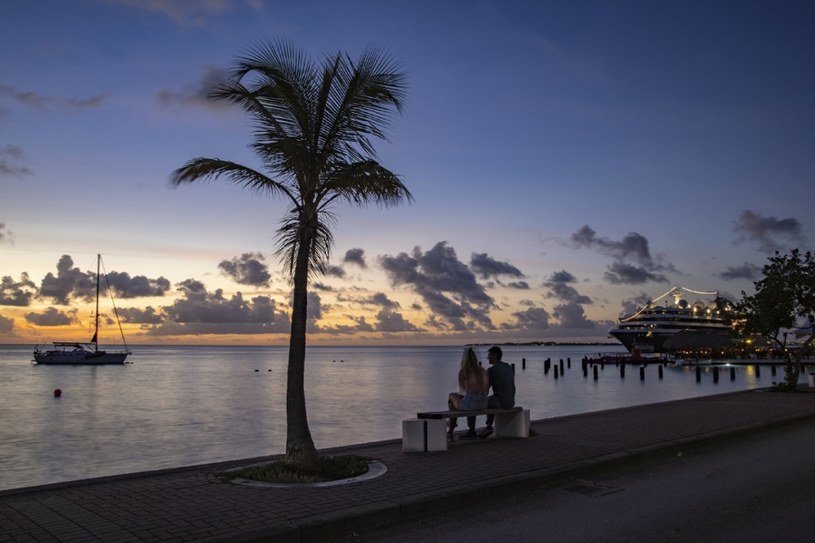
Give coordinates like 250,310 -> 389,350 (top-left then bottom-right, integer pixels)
447,345 -> 516,441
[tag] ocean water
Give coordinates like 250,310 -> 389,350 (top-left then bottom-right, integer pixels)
0,343 -> 783,491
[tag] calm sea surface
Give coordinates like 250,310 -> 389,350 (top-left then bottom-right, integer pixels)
0,343 -> 784,491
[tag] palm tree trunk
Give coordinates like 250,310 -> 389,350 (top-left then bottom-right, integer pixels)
285,223 -> 318,467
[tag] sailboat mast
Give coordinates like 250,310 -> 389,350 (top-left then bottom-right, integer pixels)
94,253 -> 101,352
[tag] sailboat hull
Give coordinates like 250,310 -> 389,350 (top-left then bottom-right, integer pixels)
33,343 -> 129,365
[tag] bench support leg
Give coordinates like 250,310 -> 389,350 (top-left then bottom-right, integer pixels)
402,418 -> 447,452
494,409 -> 530,438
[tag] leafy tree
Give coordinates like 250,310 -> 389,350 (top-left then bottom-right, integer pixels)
171,40 -> 411,466
738,249 -> 815,390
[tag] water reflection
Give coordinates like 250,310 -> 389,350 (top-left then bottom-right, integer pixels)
0,344 -> 800,491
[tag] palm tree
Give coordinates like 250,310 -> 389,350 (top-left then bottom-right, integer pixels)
171,40 -> 411,467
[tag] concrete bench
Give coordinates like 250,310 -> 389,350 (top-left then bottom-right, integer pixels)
402,406 -> 530,452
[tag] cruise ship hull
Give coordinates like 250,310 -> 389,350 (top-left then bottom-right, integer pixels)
608,328 -> 734,354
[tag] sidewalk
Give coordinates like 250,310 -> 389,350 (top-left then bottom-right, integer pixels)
2,389 -> 815,543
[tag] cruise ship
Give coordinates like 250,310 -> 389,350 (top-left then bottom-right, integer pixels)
608,287 -> 736,354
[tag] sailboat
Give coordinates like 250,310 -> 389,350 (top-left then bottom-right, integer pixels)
33,254 -> 131,365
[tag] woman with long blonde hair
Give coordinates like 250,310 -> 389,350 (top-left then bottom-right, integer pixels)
447,347 -> 489,440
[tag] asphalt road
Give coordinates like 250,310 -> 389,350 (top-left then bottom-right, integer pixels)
339,420 -> 815,542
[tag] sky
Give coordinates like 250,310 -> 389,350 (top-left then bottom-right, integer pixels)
1,0 -> 813,347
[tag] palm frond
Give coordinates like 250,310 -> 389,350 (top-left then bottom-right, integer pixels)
319,160 -> 413,208
234,40 -> 317,144
317,47 -> 407,166
210,80 -> 286,139
171,158 -> 297,204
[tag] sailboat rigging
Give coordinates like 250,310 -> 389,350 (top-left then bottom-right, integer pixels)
33,254 -> 131,365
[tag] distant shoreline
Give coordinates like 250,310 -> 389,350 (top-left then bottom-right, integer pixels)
2,342 -> 624,348
470,342 -> 622,347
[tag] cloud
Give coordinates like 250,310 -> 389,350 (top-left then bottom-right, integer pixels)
320,315 -> 376,335
357,292 -> 420,332
106,0 -> 262,25
0,273 -> 37,306
718,262 -> 761,281
38,255 -> 95,304
604,262 -> 668,285
499,268 -> 604,333
117,306 -> 164,324
733,210 -> 805,252
156,65 -> 231,109
312,291 -> 402,335
306,291 -> 323,333
501,306 -> 550,332
361,292 -> 400,309
0,313 -> 13,334
0,84 -> 107,111
218,252 -> 271,287
0,146 -> 32,177
176,278 -> 206,295
375,308 -> 421,332
308,289 -> 420,335
106,271 -> 172,298
38,255 -> 170,303
552,302 -> 596,329
538,270 -> 597,329
549,270 -> 577,283
343,248 -> 367,268
153,280 -> 290,335
380,241 -> 495,331
469,253 -> 523,280
24,307 -> 76,326
571,225 -> 673,284
543,270 -> 592,303
418,289 -> 470,331
165,283 -> 284,324
325,265 -> 346,278
506,281 -> 530,290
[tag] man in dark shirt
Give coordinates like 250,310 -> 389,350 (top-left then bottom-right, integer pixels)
476,346 -> 516,438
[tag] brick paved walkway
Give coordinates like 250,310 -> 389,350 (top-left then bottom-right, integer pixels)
2,389 -> 815,543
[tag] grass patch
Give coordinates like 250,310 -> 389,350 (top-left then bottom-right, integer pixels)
225,455 -> 370,484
